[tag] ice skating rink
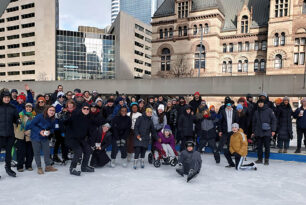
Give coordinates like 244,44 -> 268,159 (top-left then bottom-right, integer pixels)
1,154 -> 306,205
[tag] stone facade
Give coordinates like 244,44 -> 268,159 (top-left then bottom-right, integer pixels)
151,0 -> 306,78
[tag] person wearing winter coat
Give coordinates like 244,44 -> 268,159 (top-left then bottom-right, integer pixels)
178,105 -> 195,151
276,97 -> 293,153
88,103 -> 106,147
176,141 -> 202,183
236,104 -> 249,133
110,107 -> 132,168
152,104 -> 167,132
189,91 -> 202,114
15,103 -> 36,172
255,92 -> 276,112
15,85 -> 34,113
74,93 -> 85,111
133,108 -> 157,169
293,97 -> 306,153
35,96 -> 47,114
111,97 -> 130,120
138,99 -> 146,114
10,89 -> 18,107
217,102 -> 239,153
252,99 -> 277,165
90,123 -> 112,168
246,94 -> 256,139
0,91 -> 20,178
127,103 -> 142,161
102,98 -> 115,122
197,109 -> 220,163
165,100 -> 178,134
224,123 -> 256,170
64,103 -> 93,176
154,125 -> 178,161
29,106 -> 58,175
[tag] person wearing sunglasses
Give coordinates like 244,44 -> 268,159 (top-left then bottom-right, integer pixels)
34,96 -> 46,114
64,103 -> 93,176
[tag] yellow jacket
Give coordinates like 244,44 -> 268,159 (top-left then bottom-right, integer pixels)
229,129 -> 248,157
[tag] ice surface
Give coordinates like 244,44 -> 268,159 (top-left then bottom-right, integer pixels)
1,153 -> 306,205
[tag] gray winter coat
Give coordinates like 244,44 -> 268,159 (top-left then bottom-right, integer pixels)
252,105 -> 277,137
152,111 -> 167,131
134,115 -> 157,148
179,150 -> 202,174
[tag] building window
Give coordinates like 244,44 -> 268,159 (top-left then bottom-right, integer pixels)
134,59 -> 144,65
135,33 -> 144,40
0,28 -> 4,32
194,45 -> 206,69
0,72 -> 5,76
0,36 -> 4,41
21,32 -> 35,38
135,24 -> 144,32
22,70 -> 35,75
22,61 -> 35,66
178,1 -> 189,19
222,61 -> 227,72
6,6 -> 19,13
7,16 -> 19,22
7,53 -> 20,58
243,60 -> 248,72
274,33 -> 279,46
275,54 -> 283,69
21,23 -> 35,29
22,42 -> 35,47
7,44 -> 19,49
241,15 -> 249,33
135,41 -> 144,48
21,3 -> 35,10
303,0 -> 306,14
275,0 -> 289,17
262,40 -> 267,50
238,60 -> 242,72
223,44 -> 227,53
21,13 -> 35,19
7,34 -> 19,40
8,62 -> 20,67
193,25 -> 197,35
0,46 -> 5,50
254,41 -> 259,51
165,29 -> 168,39
183,26 -> 188,36
280,32 -> 286,46
238,42 -> 242,52
0,54 -> 5,58
22,51 -> 35,56
159,29 -> 163,39
254,59 -> 259,72
260,59 -> 266,71
0,19 -> 4,23
294,38 -> 306,65
229,43 -> 233,52
222,61 -> 232,73
178,27 -> 182,37
169,28 -> 173,38
161,48 -> 171,71
7,25 -> 19,31
245,41 -> 250,51
8,71 -> 20,75
204,23 -> 209,34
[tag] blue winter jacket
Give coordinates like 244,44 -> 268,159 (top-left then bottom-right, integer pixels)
29,114 -> 55,141
293,107 -> 306,129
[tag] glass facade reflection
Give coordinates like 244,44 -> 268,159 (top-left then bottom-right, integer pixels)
120,0 -> 152,24
56,30 -> 115,80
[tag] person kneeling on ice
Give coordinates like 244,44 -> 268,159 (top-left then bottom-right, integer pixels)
153,125 -> 178,165
224,123 -> 257,170
176,141 -> 202,182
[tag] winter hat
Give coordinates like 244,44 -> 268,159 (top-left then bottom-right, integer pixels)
57,92 -> 65,98
90,103 -> 98,108
102,123 -> 111,129
75,93 -> 83,97
232,123 -> 239,129
259,92 -> 268,98
107,98 -> 114,103
37,96 -> 46,103
130,102 -> 139,108
95,98 -> 103,103
238,97 -> 246,103
11,89 -> 18,94
17,94 -> 26,102
138,98 -> 145,104
257,98 -> 265,104
179,96 -> 185,100
25,103 -> 33,107
163,125 -> 172,135
275,98 -> 283,105
224,96 -> 231,103
246,94 -> 252,99
194,91 -> 200,96
2,91 -> 11,97
236,104 -> 243,111
283,96 -> 290,102
157,104 -> 165,111
185,141 -> 195,148
82,103 -> 90,108
92,90 -> 98,94
172,98 -> 177,102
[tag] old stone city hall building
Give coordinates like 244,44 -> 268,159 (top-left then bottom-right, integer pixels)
151,0 -> 306,77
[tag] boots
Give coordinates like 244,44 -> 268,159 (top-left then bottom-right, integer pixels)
70,167 -> 81,176
53,155 -> 63,163
37,167 -> 44,175
255,159 -> 263,164
278,149 -> 283,153
264,159 -> 269,165
187,169 -> 198,183
294,148 -> 301,153
133,159 -> 138,169
140,158 -> 145,168
5,166 -> 16,177
122,158 -> 128,168
283,149 -> 288,153
81,166 -> 95,172
176,164 -> 184,177
45,166 -> 58,172
110,159 -> 116,168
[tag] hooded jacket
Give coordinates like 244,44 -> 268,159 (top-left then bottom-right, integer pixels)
0,102 -> 19,137
276,103 -> 293,139
178,106 -> 195,137
229,129 -> 248,157
252,104 -> 277,137
134,115 -> 157,148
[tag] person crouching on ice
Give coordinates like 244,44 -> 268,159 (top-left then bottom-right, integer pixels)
224,123 -> 257,171
176,141 -> 202,182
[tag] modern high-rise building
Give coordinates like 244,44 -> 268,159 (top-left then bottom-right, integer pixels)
0,0 -> 58,82
111,0 -> 165,25
109,12 -> 152,79
56,27 -> 115,80
111,0 -> 120,23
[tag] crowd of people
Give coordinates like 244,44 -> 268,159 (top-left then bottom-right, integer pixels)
0,84 -> 305,182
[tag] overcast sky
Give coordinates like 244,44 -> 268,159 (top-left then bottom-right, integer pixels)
59,0 -> 111,31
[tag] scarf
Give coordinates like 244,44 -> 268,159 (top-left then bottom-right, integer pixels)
19,110 -> 36,131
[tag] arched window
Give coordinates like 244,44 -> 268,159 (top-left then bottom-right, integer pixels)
204,23 -> 209,34
303,0 -> 306,14
245,41 -> 250,51
228,61 -> 232,73
159,29 -> 163,39
222,61 -> 227,72
194,44 -> 206,69
254,59 -> 259,72
275,54 -> 283,69
260,59 -> 266,71
178,27 -> 182,37
238,60 -> 242,72
183,26 -> 188,36
275,0 -> 289,17
199,24 -> 203,34
164,29 -> 168,39
229,43 -> 234,52
241,15 -> 249,33
161,48 -> 171,71
274,33 -> 279,46
223,43 -> 227,53
243,60 -> 248,72
169,28 -> 173,38
193,25 -> 197,35
280,32 -> 286,46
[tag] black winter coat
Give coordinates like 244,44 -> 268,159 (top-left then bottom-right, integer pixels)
252,105 -> 277,137
276,103 -> 293,140
189,98 -> 201,114
112,115 -> 131,140
178,109 -> 195,137
166,108 -> 178,128
218,108 -> 239,133
89,111 -> 106,146
237,107 -> 249,133
0,103 -> 19,137
64,110 -> 91,141
95,127 -> 112,151
102,105 -> 115,122
134,115 -> 157,148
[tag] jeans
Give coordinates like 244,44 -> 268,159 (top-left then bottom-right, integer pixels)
32,140 -> 51,168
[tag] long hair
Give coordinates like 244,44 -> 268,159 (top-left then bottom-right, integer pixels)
43,105 -> 55,119
158,111 -> 165,124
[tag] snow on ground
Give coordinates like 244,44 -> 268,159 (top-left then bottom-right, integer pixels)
0,153 -> 306,205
